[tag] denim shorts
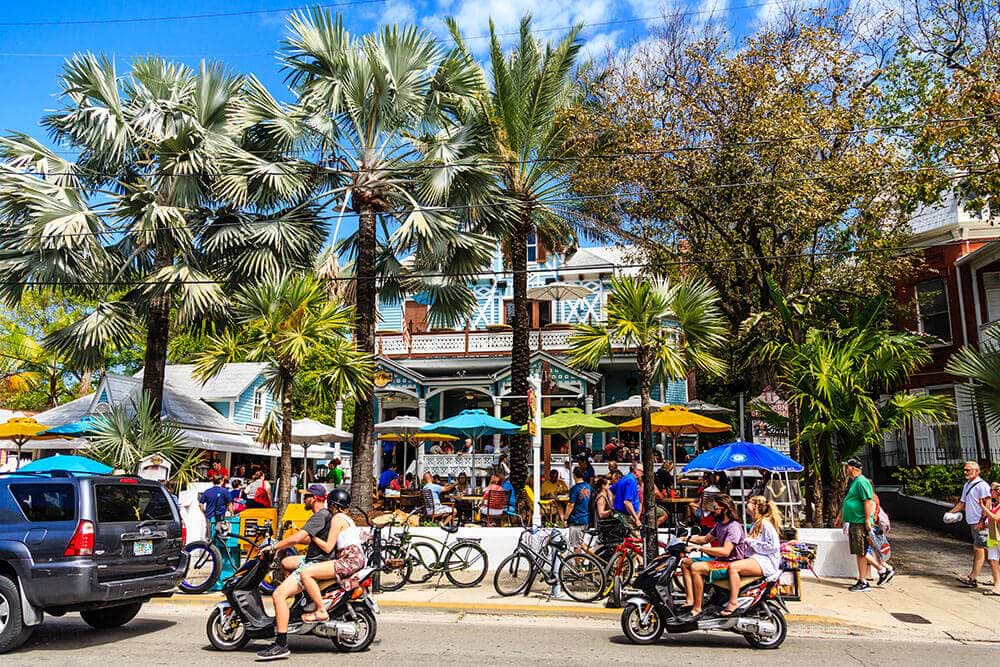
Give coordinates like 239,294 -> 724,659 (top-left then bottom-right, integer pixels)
971,525 -> 989,549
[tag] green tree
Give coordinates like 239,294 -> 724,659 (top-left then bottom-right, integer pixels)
945,324 -> 1000,442
267,9 -> 496,509
0,56 -> 321,417
194,273 -> 372,520
448,15 -> 588,492
761,297 -> 951,526
569,276 -> 727,553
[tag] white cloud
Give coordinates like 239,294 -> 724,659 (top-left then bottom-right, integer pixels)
626,0 -> 673,26
443,0 -> 613,53
382,0 -> 418,25
581,30 -> 622,60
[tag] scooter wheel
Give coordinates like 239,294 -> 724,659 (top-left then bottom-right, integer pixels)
620,603 -> 664,645
332,604 -> 377,653
744,605 -> 787,650
206,607 -> 250,651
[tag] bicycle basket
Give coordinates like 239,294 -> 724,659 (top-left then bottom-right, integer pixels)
520,527 -> 563,556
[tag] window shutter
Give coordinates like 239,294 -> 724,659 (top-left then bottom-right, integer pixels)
911,388 -> 932,465
536,239 -> 547,262
955,384 -> 978,462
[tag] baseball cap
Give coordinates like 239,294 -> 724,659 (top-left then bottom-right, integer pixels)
303,483 -> 327,499
842,458 -> 863,470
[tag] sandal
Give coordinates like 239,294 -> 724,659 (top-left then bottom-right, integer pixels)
983,590 -> 1000,596
302,610 -> 330,623
956,576 -> 979,588
719,606 -> 739,617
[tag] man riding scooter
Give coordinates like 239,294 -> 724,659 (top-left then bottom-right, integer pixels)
257,484 -> 333,661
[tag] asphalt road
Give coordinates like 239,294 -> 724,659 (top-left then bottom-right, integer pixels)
6,605 -> 997,666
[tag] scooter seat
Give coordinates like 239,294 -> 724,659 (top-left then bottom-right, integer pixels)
714,576 -> 764,590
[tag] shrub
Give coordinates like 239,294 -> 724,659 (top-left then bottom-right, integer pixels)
894,464 -> 1000,500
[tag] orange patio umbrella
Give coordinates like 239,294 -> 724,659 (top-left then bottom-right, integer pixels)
0,417 -> 57,470
619,406 -> 731,477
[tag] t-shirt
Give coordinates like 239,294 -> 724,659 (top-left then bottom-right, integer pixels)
502,480 -> 516,512
378,469 -> 399,490
961,477 -> 991,525
207,466 -> 229,481
583,464 -> 595,485
710,519 -> 749,561
612,473 -> 640,513
302,508 -> 333,561
568,482 -> 592,526
423,483 -> 447,511
199,486 -> 231,519
541,480 -> 567,498
842,475 -> 874,525
326,467 -> 344,484
654,468 -> 674,492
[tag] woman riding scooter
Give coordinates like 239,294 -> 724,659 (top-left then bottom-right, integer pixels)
720,496 -> 783,616
296,489 -> 366,624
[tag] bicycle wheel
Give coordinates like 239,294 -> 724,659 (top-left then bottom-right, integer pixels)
377,544 -> 412,592
559,552 -> 606,603
444,542 -> 489,588
493,553 -> 534,596
606,550 -> 637,588
407,542 -> 439,584
180,541 -> 222,594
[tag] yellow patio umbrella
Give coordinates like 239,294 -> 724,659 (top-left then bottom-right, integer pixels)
0,417 -> 57,470
619,406 -> 731,476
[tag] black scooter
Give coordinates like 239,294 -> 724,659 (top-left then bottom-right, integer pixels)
205,549 -> 379,653
621,541 -> 788,649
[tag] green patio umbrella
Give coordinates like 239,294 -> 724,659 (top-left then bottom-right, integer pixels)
518,407 -> 617,441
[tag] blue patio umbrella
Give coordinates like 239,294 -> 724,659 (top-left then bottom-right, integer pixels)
682,441 -> 803,474
18,453 -> 113,476
420,409 -> 520,481
40,416 -> 104,437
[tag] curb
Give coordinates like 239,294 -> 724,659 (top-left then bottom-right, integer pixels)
149,594 -> 853,626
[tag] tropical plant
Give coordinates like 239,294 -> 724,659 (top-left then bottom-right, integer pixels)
945,324 -> 1000,434
86,393 -> 203,488
448,15 -> 589,492
0,55 -> 322,417
760,299 -> 951,526
569,276 -> 727,554
193,272 -> 373,520
261,9 -> 497,509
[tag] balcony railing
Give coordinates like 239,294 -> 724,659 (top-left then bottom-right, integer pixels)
377,327 -> 578,357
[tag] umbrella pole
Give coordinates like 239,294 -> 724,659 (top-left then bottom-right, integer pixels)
671,433 -> 678,489
402,433 -> 408,482
741,469 -> 746,524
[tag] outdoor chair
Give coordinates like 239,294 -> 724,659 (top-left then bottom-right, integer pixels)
480,489 -> 508,526
421,487 -> 455,523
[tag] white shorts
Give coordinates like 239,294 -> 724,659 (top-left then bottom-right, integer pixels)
481,507 -> 503,517
989,545 -> 999,562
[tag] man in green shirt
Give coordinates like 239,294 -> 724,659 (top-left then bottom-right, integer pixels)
840,457 -> 875,592
326,458 -> 345,485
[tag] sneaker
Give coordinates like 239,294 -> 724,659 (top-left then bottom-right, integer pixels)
878,568 -> 896,586
848,580 -> 871,592
256,643 -> 291,661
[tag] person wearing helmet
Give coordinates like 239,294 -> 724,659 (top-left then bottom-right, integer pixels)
295,488 -> 366,625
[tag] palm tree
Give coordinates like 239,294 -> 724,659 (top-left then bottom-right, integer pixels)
0,56 -> 321,417
762,303 -> 951,526
945,325 -> 1000,459
569,276 -> 727,553
194,273 -> 373,521
270,9 -> 497,509
0,331 -> 67,408
448,15 -> 587,492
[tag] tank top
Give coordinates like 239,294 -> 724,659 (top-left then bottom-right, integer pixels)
253,481 -> 271,507
335,514 -> 362,551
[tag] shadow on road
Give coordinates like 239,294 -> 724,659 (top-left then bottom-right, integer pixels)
608,632 -> 755,650
16,617 -> 176,653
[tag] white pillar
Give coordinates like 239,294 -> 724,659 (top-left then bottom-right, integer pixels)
584,394 -> 594,450
334,400 -> 344,430
493,396 -> 503,450
417,399 -> 427,479
529,376 -> 543,527
374,397 -> 383,476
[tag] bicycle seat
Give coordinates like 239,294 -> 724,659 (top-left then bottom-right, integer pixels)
439,522 -> 460,534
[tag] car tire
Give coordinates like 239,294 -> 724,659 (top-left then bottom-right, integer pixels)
0,575 -> 34,654
80,602 -> 143,630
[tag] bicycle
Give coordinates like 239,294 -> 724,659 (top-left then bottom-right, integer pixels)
180,521 -> 273,594
378,509 -> 489,590
493,527 -> 606,603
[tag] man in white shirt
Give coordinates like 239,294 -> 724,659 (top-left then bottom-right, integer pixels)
949,461 -> 992,588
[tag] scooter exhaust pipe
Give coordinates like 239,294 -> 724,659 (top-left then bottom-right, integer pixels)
734,617 -> 778,637
315,619 -> 360,642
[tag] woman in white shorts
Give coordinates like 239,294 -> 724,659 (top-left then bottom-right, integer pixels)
978,482 -> 1000,597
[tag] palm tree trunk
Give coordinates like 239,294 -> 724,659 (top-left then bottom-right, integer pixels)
142,248 -> 173,419
351,204 -> 377,513
637,348 -> 658,557
508,213 -> 531,499
278,380 -> 294,526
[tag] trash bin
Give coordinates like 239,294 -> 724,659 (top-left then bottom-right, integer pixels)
210,516 -> 243,591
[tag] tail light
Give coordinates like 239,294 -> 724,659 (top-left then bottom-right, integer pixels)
119,477 -> 138,484
351,587 -> 366,600
360,575 -> 373,590
64,519 -> 95,557
181,519 -> 187,544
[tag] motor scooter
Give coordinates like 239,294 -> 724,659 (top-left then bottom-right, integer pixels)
620,541 -> 788,649
205,549 -> 379,653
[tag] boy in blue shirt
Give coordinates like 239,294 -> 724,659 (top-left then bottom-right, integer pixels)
564,467 -> 592,550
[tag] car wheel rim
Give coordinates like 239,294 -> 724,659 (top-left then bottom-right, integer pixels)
0,593 -> 9,631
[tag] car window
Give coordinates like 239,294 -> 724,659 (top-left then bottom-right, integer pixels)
95,484 -> 174,523
9,484 -> 76,522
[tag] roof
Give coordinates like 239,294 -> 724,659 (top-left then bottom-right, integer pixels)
135,362 -> 268,401
32,395 -> 93,426
562,245 -> 641,275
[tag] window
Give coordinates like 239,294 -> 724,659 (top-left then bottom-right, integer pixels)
95,485 -> 174,523
252,386 -> 266,422
504,300 -> 551,328
526,233 -> 537,262
915,278 -> 952,342
9,484 -> 76,522
930,387 -> 962,461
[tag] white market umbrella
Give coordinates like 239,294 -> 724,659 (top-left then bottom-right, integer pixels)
527,282 -> 593,324
375,415 -> 431,483
686,399 -> 735,415
594,395 -> 668,418
291,418 -> 352,486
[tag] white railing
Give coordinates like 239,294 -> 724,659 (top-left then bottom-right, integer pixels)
377,328 -> 580,356
421,453 -> 499,478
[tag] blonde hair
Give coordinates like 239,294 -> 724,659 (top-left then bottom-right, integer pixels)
748,495 -> 783,536
991,482 -> 1000,494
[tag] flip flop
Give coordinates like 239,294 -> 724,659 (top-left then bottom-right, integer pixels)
983,590 -> 1000,596
956,576 -> 978,588
719,607 -> 738,617
302,611 -> 330,622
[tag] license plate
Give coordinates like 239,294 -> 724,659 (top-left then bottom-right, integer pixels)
133,540 -> 153,556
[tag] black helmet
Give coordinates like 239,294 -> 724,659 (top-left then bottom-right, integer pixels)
327,488 -> 351,511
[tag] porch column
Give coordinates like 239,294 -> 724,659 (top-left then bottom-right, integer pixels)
334,400 -> 344,430
374,397 -> 383,476
584,394 -> 594,450
417,399 -> 427,479
493,396 -> 503,450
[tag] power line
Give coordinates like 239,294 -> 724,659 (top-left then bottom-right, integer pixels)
1,160 -> 992,240
0,1 -> 388,27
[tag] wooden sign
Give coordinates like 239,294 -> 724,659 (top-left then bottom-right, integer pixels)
374,370 -> 394,388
